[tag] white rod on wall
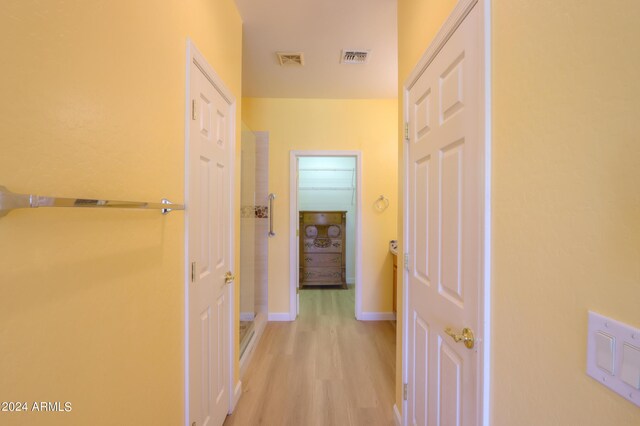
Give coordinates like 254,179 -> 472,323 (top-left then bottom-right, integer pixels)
298,187 -> 354,190
298,168 -> 354,172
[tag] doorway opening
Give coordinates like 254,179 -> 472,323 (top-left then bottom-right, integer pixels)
289,151 -> 363,319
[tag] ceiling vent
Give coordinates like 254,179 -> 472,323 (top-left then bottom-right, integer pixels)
277,52 -> 304,66
341,49 -> 370,64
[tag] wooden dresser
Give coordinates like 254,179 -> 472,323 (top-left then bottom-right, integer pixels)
299,211 -> 347,288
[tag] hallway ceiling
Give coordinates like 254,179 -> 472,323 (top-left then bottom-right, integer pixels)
234,0 -> 397,99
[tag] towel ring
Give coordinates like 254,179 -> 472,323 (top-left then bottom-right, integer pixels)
374,195 -> 389,212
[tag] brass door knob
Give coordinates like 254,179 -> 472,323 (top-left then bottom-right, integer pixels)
444,327 -> 475,349
224,271 -> 235,284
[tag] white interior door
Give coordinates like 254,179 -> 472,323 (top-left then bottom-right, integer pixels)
188,57 -> 233,426
407,5 -> 482,426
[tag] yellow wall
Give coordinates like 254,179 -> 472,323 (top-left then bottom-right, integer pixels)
396,0 -> 458,413
242,98 -> 398,315
0,1 -> 242,425
492,0 -> 640,424
398,0 -> 640,423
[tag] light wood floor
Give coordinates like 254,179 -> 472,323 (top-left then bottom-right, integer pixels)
224,286 -> 396,426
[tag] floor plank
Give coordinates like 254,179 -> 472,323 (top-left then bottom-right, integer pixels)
224,287 -> 396,426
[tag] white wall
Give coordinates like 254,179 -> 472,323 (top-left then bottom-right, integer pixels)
298,157 -> 356,283
240,123 -> 257,317
254,131 -> 269,314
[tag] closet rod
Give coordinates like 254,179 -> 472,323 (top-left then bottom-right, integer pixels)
298,168 -> 354,172
298,187 -> 354,191
0,186 -> 184,218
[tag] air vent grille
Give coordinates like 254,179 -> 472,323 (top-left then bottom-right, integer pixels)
277,52 -> 304,66
341,50 -> 370,64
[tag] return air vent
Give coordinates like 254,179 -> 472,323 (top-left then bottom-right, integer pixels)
341,49 -> 370,64
277,52 -> 304,66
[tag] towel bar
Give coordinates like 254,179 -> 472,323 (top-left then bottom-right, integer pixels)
0,185 -> 184,218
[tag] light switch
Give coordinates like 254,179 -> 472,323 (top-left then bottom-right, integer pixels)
586,311 -> 640,407
620,343 -> 640,390
595,332 -> 615,375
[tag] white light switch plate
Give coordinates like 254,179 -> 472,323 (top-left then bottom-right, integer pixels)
587,311 -> 640,407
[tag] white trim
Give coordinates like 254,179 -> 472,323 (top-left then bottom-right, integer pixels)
289,150 -> 363,320
359,312 -> 396,321
184,39 -> 192,426
404,0 -> 478,91
184,38 -> 237,426
288,153 -> 297,318
480,1 -> 493,425
401,94 -> 410,426
401,1 -> 492,425
268,312 -> 293,321
230,380 -> 242,412
393,404 -> 402,426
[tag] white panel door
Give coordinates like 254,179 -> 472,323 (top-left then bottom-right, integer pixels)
188,60 -> 232,426
407,5 -> 481,426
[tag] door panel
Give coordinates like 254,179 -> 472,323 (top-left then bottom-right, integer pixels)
439,340 -> 461,426
439,140 -> 463,304
215,292 -> 226,404
407,5 -> 481,426
412,313 -> 429,426
414,155 -> 431,285
189,58 -> 232,426
200,307 -> 212,424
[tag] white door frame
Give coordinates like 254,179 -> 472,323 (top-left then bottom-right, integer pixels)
289,150 -> 363,320
184,39 -> 237,425
401,0 -> 492,424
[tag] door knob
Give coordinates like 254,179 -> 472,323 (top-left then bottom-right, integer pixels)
444,327 -> 475,349
224,271 -> 235,284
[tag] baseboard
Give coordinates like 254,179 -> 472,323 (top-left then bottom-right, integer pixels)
393,404 -> 402,426
268,312 -> 292,321
230,380 -> 242,412
240,312 -> 255,322
359,311 -> 396,321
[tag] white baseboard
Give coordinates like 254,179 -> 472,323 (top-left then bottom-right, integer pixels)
393,404 -> 402,426
358,311 -> 396,321
268,312 -> 292,321
230,380 -> 242,412
240,312 -> 255,322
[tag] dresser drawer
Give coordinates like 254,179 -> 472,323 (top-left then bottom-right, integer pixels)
300,267 -> 344,284
301,212 -> 344,225
302,238 -> 343,253
301,253 -> 342,267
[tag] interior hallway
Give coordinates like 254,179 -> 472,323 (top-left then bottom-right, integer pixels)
224,287 -> 396,426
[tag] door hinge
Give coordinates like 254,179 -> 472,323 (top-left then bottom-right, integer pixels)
191,261 -> 196,283
404,122 -> 409,141
404,253 -> 409,269
191,99 -> 197,121
403,383 -> 408,401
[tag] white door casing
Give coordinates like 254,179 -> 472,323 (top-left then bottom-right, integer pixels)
186,41 -> 236,426
288,151 -> 363,320
404,1 -> 490,425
